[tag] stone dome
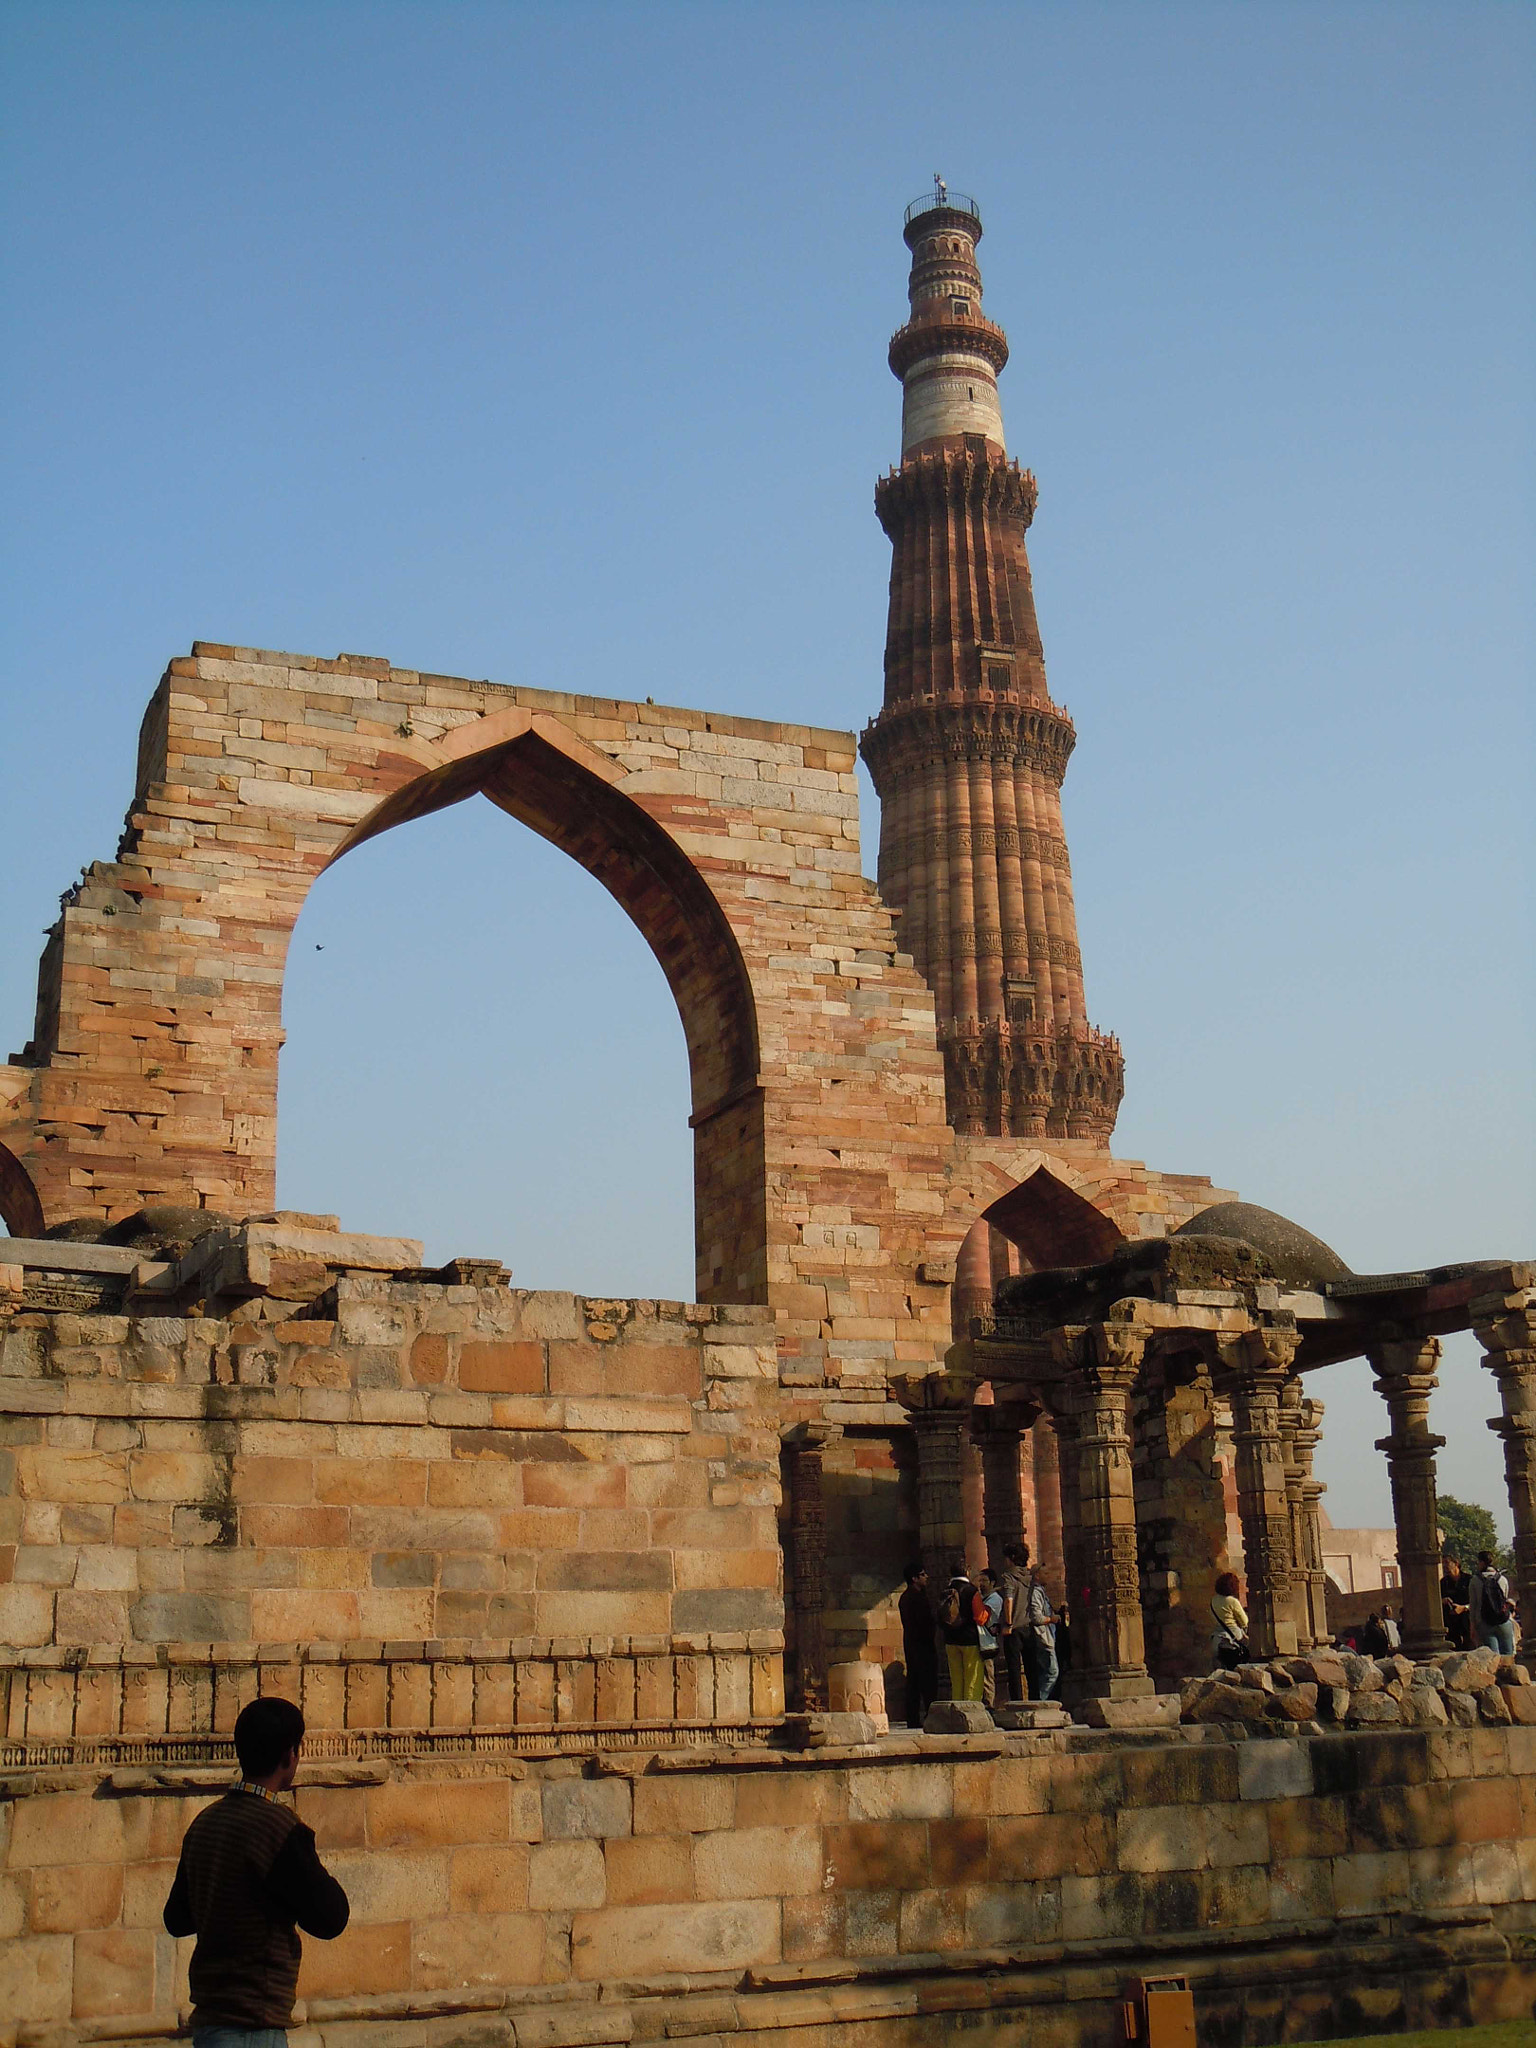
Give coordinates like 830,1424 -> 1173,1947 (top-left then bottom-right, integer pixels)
1171,1202 -> 1353,1286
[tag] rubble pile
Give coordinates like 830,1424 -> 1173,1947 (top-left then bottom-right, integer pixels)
1179,1644 -> 1536,1732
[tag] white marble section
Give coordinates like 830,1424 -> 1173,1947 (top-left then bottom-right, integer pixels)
901,356 -> 1006,456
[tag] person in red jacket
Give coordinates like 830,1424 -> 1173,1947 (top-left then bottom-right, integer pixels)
164,1696 -> 349,2046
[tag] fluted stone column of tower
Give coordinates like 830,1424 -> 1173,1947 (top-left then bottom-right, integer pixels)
861,188 -> 1124,1145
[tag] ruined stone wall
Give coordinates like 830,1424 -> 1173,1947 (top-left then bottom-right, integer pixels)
0,1283 -> 784,1740
3,1724 -> 1533,2043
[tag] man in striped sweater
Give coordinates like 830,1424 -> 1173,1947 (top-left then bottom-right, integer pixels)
164,1697 -> 350,2046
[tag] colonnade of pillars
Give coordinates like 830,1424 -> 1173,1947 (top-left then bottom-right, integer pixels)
780,1281 -> 1536,1709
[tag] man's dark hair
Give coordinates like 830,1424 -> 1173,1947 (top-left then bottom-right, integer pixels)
234,1696 -> 305,1779
1009,1541 -> 1031,1567
904,1563 -> 926,1584
1478,1549 -> 1495,1569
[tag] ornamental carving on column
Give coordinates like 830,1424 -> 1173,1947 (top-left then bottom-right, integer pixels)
1204,1321 -> 1301,1660
1472,1283 -> 1536,1660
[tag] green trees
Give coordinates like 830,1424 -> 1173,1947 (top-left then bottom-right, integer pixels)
1437,1495 -> 1514,1575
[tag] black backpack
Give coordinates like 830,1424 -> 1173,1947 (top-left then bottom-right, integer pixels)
1482,1573 -> 1512,1626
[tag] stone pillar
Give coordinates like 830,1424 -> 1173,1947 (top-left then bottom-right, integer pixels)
952,1219 -> 994,1343
893,1373 -> 972,1602
1213,1325 -> 1300,1660
1472,1278 -> 1536,1662
782,1422 -> 842,1711
1293,1395 -> 1331,1646
1278,1378 -> 1315,1651
1048,1325 -> 1153,1701
973,1399 -> 1038,1570
1031,1414 -> 1065,1604
1369,1335 -> 1449,1660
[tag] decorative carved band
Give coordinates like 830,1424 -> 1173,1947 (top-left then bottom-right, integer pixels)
888,311 -> 1011,380
874,447 -> 1037,533
861,698 -> 1075,788
938,1017 -> 1124,1143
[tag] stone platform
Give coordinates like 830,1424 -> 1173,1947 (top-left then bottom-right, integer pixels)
3,1721 -> 1535,2045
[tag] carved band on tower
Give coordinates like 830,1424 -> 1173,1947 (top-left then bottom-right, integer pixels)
861,189 -> 1123,1144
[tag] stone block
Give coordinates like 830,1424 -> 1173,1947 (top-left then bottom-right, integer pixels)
412,1909 -> 546,1990
528,1839 -> 607,1910
603,1830 -> 694,1906
1401,1688 -> 1449,1727
569,1898 -> 779,1979
365,1778 -> 509,1849
1478,1684 -> 1514,1724
922,1700 -> 992,1734
823,1820 -> 928,1892
1266,1683 -> 1319,1723
632,1773 -> 735,1836
1347,1693 -> 1403,1727
71,1927 -> 155,2020
1500,1684 -> 1536,1724
1444,1689 -> 1480,1726
694,1823 -> 821,1899
847,1763 -> 952,1822
1116,1806 -> 1209,1874
1078,1694 -> 1181,1730
459,1342 -> 545,1393
1442,1647 -> 1501,1692
27,1862 -> 124,1933
542,1776 -> 632,1841
1237,1738 -> 1314,1803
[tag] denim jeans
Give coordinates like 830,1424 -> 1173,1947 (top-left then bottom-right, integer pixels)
1478,1619 -> 1517,1656
1025,1633 -> 1059,1702
192,2029 -> 288,2048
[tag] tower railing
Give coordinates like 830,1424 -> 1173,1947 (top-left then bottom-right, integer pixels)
904,188 -> 981,227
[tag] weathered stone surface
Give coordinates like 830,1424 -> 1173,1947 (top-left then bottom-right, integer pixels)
1346,1694 -> 1403,1726
1477,1684 -> 1514,1724
1188,1684 -> 1269,1725
1266,1683 -> 1319,1722
1341,1654 -> 1383,1693
922,1700 -> 993,1735
1078,1695 -> 1180,1730
1444,1688 -> 1480,1726
1499,1684 -> 1536,1724
1399,1687 -> 1448,1726
1442,1648 -> 1501,1693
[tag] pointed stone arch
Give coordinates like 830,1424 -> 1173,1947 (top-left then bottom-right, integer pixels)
982,1165 -> 1125,1270
317,711 -> 765,1300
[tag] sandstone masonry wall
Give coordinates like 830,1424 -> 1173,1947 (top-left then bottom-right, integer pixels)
3,1724 -> 1533,2043
0,1283 -> 783,1741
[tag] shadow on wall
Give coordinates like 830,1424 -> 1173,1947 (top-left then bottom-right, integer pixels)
276,796 -> 696,1296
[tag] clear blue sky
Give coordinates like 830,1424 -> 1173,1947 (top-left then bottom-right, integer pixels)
3,2 -> 1531,1533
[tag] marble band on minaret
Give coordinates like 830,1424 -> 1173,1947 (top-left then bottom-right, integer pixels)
861,188 -> 1124,1145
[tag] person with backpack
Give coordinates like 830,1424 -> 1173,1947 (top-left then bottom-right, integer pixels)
1468,1548 -> 1517,1655
1002,1541 -> 1058,1701
938,1559 -> 987,1702
1210,1570 -> 1251,1671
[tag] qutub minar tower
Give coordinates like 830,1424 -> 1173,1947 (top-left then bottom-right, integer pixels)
861,182 -> 1125,1148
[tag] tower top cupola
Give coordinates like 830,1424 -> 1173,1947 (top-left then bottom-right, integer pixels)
891,180 -> 1010,460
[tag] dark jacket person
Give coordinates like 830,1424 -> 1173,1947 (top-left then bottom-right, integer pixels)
164,1696 -> 349,2042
